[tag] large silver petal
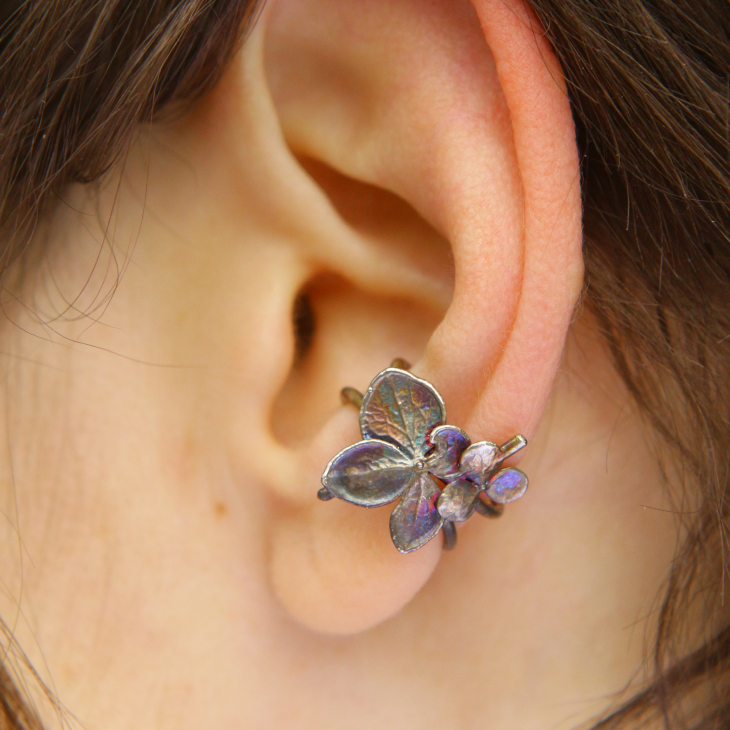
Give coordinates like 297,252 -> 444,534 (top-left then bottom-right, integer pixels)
486,467 -> 528,504
426,425 -> 470,479
322,440 -> 413,507
437,478 -> 479,522
389,472 -> 444,553
360,368 -> 446,458
459,441 -> 502,486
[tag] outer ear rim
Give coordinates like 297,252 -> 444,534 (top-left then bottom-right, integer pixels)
439,0 -> 584,441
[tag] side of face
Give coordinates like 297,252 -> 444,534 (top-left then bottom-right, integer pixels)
0,2 -> 677,729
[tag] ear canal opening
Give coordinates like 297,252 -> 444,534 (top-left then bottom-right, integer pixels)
270,272 -> 443,448
292,290 -> 316,365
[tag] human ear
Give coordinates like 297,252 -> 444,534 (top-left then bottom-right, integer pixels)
206,0 -> 583,634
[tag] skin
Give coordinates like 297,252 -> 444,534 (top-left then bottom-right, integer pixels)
0,0 -> 678,728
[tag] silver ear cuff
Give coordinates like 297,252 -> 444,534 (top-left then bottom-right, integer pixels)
317,360 -> 528,553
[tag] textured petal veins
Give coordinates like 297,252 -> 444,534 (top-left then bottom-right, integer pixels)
360,369 -> 445,458
323,439 -> 413,507
389,472 -> 444,553
437,479 -> 480,522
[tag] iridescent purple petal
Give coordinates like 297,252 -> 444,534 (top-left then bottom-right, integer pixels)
426,425 -> 470,479
459,441 -> 501,486
437,478 -> 479,522
389,472 -> 444,553
322,439 -> 413,507
360,368 -> 445,458
485,467 -> 528,504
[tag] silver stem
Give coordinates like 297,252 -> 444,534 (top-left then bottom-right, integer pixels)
442,521 -> 457,550
340,387 -> 363,410
390,358 -> 411,371
499,434 -> 527,461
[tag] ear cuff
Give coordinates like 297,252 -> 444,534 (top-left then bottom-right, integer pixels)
318,360 -> 528,553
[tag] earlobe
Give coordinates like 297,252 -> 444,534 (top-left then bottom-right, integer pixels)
254,0 -> 582,634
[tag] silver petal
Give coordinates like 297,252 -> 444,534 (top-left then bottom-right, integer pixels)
437,478 -> 479,522
389,472 -> 444,553
486,467 -> 528,504
322,439 -> 413,507
426,425 -> 470,479
360,368 -> 445,458
459,441 -> 502,486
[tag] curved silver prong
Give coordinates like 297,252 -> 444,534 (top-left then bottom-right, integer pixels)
317,487 -> 335,501
390,358 -> 411,371
340,387 -> 363,410
442,521 -> 457,550
475,495 -> 504,518
499,434 -> 527,461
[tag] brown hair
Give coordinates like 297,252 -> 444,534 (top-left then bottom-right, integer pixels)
0,0 -> 729,727
528,1 -> 730,725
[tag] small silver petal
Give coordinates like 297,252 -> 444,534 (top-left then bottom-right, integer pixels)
322,439 -> 413,507
390,472 -> 444,553
486,467 -> 528,504
360,368 -> 445,458
459,441 -> 502,486
437,478 -> 480,522
426,425 -> 470,479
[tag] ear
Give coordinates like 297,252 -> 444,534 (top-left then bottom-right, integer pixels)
225,0 -> 582,634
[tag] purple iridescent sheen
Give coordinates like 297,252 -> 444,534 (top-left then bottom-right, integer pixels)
390,472 -> 444,553
320,365 -> 529,553
459,441 -> 502,486
323,368 -> 450,551
437,478 -> 479,522
486,467 -> 528,504
426,425 -> 470,478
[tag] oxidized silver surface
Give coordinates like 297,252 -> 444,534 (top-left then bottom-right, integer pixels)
389,471 -> 443,553
437,479 -> 480,522
359,369 -> 445,458
319,365 -> 529,553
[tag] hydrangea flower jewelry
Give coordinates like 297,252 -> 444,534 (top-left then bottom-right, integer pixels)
317,360 -> 529,553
